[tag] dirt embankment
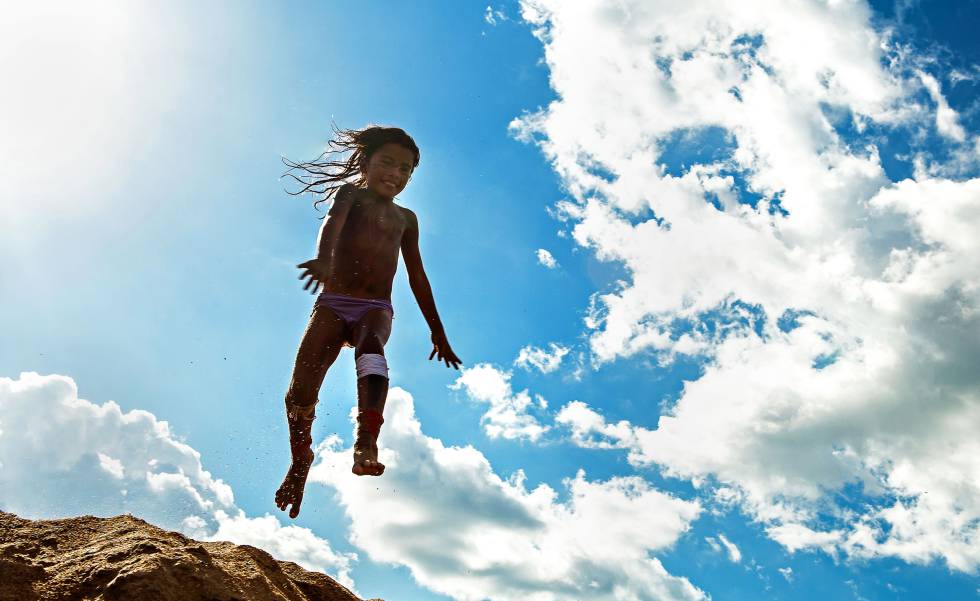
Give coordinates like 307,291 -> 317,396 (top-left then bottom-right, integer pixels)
0,512 -> 379,601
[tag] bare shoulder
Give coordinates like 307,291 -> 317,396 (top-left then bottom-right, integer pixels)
330,182 -> 359,212
395,204 -> 418,228
337,182 -> 358,196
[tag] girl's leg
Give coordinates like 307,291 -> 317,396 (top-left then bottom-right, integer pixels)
350,308 -> 393,476
285,305 -> 347,410
276,305 -> 346,518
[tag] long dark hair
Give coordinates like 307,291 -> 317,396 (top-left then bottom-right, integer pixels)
282,124 -> 421,212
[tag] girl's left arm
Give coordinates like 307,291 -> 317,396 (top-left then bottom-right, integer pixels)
401,209 -> 462,369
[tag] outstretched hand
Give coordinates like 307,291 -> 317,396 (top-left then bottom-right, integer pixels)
428,331 -> 462,370
296,259 -> 329,294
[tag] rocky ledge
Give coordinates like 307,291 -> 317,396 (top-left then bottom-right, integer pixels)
0,511 -> 377,601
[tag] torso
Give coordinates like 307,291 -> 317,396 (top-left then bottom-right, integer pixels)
326,190 -> 410,300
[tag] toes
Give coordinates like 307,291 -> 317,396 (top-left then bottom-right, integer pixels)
283,490 -> 302,518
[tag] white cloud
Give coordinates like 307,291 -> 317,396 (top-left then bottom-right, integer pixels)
778,566 -> 794,582
0,372 -> 356,589
918,70 -> 967,142
451,363 -> 550,441
309,387 -> 705,601
536,248 -> 559,268
210,510 -> 356,589
717,533 -> 742,563
705,534 -> 741,563
0,372 -> 233,522
514,342 -> 570,373
484,5 -> 508,26
767,523 -> 843,555
555,400 -> 636,451
513,0 -> 980,573
97,452 -> 125,479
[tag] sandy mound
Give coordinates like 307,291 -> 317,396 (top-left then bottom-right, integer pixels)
0,512 -> 378,601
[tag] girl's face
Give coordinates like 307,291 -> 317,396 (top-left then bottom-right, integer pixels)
362,142 -> 415,199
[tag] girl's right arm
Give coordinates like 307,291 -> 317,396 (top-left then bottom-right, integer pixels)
297,184 -> 356,293
315,183 -> 357,264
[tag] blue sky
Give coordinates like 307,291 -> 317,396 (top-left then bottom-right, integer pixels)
2,2 -> 980,600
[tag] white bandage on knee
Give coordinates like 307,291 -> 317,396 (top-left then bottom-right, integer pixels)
355,353 -> 389,379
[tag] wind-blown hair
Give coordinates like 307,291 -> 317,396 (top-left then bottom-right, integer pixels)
282,124 -> 421,212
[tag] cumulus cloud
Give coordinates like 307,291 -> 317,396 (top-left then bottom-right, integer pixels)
309,387 -> 705,601
555,400 -> 636,451
536,248 -> 559,268
0,372 -> 356,589
209,510 -> 356,588
450,363 -> 550,441
514,0 -> 980,573
514,342 -> 570,373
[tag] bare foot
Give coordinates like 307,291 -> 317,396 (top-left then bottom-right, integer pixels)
352,440 -> 385,476
275,447 -> 314,518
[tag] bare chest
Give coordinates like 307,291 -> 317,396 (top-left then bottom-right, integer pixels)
342,200 -> 407,246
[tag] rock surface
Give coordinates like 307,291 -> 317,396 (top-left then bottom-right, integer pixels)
0,512 -> 377,601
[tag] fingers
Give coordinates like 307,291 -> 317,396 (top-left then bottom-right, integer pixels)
428,345 -> 461,369
442,349 -> 461,369
429,347 -> 449,367
299,273 -> 323,295
297,262 -> 326,295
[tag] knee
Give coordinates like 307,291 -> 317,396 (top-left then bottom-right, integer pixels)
354,336 -> 385,357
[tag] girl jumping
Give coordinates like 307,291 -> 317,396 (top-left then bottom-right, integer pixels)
275,125 -> 462,519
